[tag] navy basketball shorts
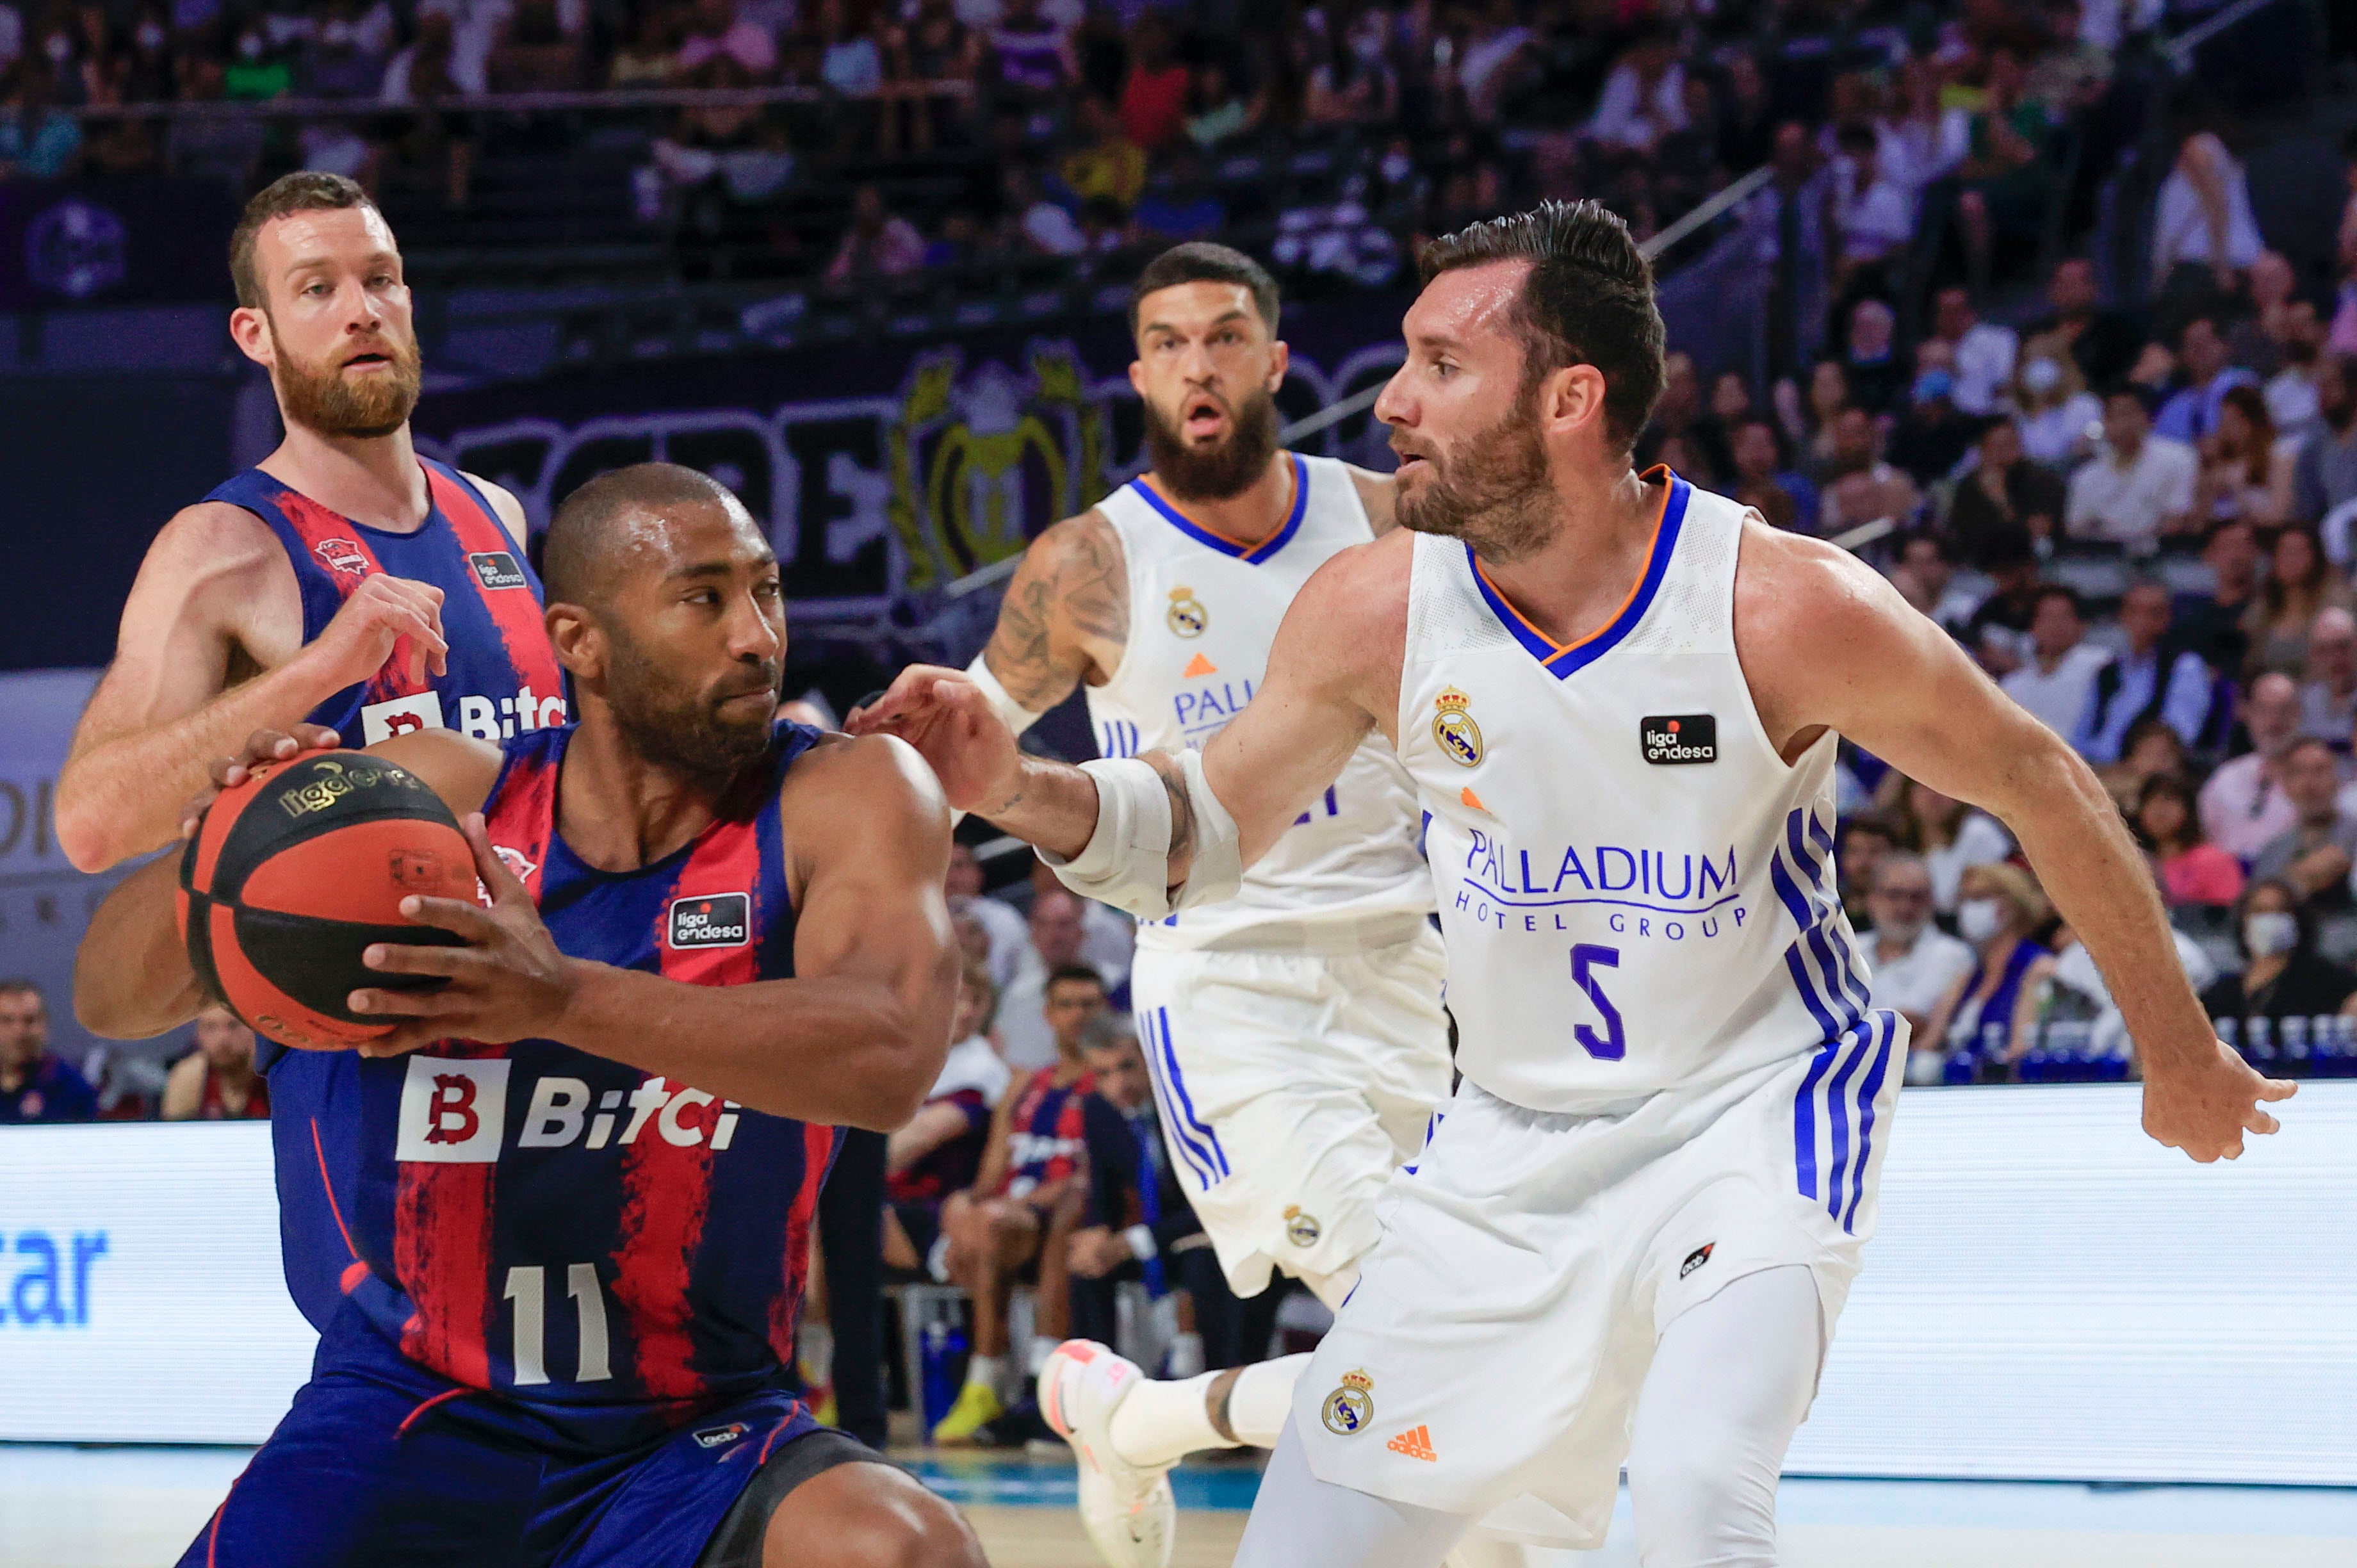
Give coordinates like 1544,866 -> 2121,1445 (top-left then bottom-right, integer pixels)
182,1346 -> 879,1568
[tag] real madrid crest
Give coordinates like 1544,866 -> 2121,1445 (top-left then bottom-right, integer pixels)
1432,687 -> 1483,768
1321,1368 -> 1375,1435
1283,1204 -> 1321,1247
1166,585 -> 1209,639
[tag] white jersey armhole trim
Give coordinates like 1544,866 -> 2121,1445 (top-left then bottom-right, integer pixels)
1723,506 -> 1830,779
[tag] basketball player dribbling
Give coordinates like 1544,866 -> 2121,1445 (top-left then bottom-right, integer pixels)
56,170 -> 570,1323
947,243 -> 1456,1562
851,202 -> 2295,1567
75,464 -> 983,1568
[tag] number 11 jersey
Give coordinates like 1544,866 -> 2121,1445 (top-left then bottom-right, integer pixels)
1398,471 -> 1881,1114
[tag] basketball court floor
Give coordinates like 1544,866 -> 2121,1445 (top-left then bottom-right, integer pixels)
5,1439 -> 2352,1567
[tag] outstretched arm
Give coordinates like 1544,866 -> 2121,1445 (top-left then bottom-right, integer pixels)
1738,525 -> 2292,1161
355,734 -> 959,1131
848,535 -> 1400,886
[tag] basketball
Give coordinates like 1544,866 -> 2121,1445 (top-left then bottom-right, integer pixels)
176,749 -> 477,1049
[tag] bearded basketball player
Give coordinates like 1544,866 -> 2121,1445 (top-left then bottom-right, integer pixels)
946,243 -> 1459,1564
56,170 -> 551,878
852,202 -> 2294,1568
76,463 -> 981,1568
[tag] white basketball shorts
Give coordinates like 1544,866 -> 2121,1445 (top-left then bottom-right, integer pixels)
1127,926 -> 1453,1298
1291,1019 -> 1907,1547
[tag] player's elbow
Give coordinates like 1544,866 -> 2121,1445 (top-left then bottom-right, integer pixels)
54,792 -> 124,875
72,957 -> 180,1041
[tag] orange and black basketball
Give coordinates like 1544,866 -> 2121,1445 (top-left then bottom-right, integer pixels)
176,749 -> 477,1049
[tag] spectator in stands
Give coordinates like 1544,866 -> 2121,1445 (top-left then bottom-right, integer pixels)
609,2 -> 684,85
934,963 -> 1097,1443
1964,543 -> 2044,676
2265,301 -> 2328,437
2030,256 -> 2141,391
2065,386 -> 2198,547
678,0 -> 777,78
1729,418 -> 1804,532
827,183 -> 926,280
2195,383 -> 2296,529
487,0 -> 583,90
160,1005 -> 269,1120
995,893 -> 1109,1070
1000,163 -> 1085,256
1819,407 -> 1921,536
2248,736 -> 2357,913
1068,1013 -> 1208,1373
2301,605 -> 2357,742
2009,346 -> 2101,469
2075,580 -> 2212,764
1948,417 -> 2062,568
986,0 -> 1072,113
2149,89 -> 2265,302
0,981 -> 93,1123
2003,584 -> 2110,739
1130,147 -> 1226,243
1827,808 -> 1893,921
1861,852 -> 1975,1040
1118,13 -> 1188,148
113,8 -> 174,105
2105,717 -> 2191,813
1585,20 -> 1679,151
1842,297 -> 1907,416
2245,524 -> 2352,680
1304,6 -> 1394,128
2136,771 -> 2244,912
1888,530 -> 1978,631
1900,774 -> 2016,914
817,0 -> 886,114
2292,354 -> 2357,528
2154,314 -> 2256,446
885,960 -> 1011,1278
2199,878 -> 2357,1029
1183,60 -> 1257,150
1791,359 -> 1850,474
380,12 -> 476,208
1920,862 -> 2057,1076
2200,669 -> 2304,863
0,56 -> 81,178
1829,122 -> 1911,296
947,840 -> 1029,988
1929,286 -> 2020,420
1889,352 -> 1980,491
2174,518 -> 2261,676
2227,250 -> 2302,380
306,0 -> 388,98
1952,49 -> 2057,291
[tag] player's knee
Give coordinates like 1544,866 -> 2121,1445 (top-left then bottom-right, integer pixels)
813,1492 -> 984,1568
1628,1435 -> 1777,1568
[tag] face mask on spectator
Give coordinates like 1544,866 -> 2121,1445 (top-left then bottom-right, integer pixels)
138,22 -> 166,51
45,31 -> 72,63
2245,910 -> 2299,959
1957,897 -> 2005,943
2021,357 -> 2063,396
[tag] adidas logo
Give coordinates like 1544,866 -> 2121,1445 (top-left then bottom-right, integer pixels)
1385,1425 -> 1438,1462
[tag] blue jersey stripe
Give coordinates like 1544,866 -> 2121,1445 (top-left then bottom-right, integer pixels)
1790,1036 -> 1839,1202
1820,1028 -> 1875,1221
1155,1008 -> 1229,1178
1842,1015 -> 1898,1232
1143,1011 -> 1218,1189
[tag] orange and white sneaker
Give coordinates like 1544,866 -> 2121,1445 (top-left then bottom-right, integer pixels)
1038,1339 -> 1175,1568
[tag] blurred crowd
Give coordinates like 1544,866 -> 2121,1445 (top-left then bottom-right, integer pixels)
0,0 -> 2205,296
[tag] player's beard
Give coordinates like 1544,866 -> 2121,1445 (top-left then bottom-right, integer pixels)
1393,389 -> 1558,562
268,317 -> 423,440
603,622 -> 782,787
1142,384 -> 1280,502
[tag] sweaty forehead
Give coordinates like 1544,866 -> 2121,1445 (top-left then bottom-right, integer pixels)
1408,261 -> 1529,347
265,205 -> 400,266
605,496 -> 769,578
1136,280 -> 1264,336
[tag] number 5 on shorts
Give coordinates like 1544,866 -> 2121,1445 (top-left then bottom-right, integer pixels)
1570,943 -> 1624,1061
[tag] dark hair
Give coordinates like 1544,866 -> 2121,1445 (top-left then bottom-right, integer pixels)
229,172 -> 381,310
544,462 -> 745,610
1897,527 -> 1954,563
1046,963 -> 1107,995
2176,313 -> 2223,348
1417,199 -> 1666,457
1838,807 -> 1905,848
0,979 -> 43,1003
1834,122 -> 1878,156
2101,380 -> 2157,416
1129,242 -> 1280,338
2219,382 -> 2275,486
2032,583 -> 2084,617
2133,771 -> 2200,853
2234,877 -> 2313,961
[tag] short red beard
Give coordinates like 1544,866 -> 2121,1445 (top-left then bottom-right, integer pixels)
268,316 -> 423,439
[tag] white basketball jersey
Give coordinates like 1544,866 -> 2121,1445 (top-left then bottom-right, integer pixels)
1088,453 -> 1433,952
1398,473 -> 1893,1113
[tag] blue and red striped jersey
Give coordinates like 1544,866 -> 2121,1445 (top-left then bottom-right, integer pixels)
998,1066 -> 1094,1200
204,457 -> 566,748
274,721 -> 838,1441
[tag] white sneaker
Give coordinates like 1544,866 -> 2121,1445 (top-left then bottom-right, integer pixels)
1038,1339 -> 1176,1568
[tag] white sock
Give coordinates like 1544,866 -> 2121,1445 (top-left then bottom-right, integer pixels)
1027,1334 -> 1059,1376
1108,1352 -> 1313,1469
1226,1355 -> 1309,1448
964,1352 -> 1002,1392
1168,1331 -> 1205,1379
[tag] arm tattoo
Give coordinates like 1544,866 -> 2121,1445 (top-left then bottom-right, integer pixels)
984,512 -> 1129,712
1148,751 -> 1196,866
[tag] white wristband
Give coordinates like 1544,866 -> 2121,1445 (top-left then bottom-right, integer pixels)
1123,1223 -> 1157,1261
965,651 -> 1045,738
1036,753 -> 1242,919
